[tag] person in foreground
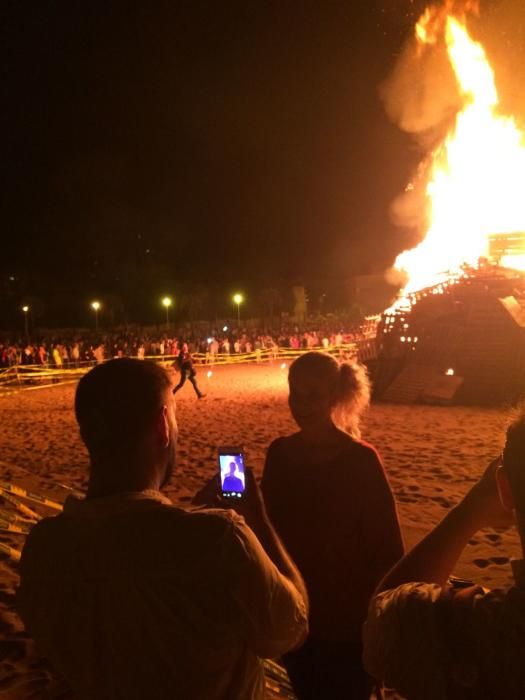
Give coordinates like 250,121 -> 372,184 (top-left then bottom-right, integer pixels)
17,359 -> 308,700
261,352 -> 404,699
363,414 -> 525,700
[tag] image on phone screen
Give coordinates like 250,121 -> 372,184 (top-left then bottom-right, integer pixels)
219,452 -> 245,498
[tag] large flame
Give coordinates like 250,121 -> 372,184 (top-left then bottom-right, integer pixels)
394,4 -> 525,293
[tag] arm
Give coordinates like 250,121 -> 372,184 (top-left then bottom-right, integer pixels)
191,461 -> 309,626
228,511 -> 309,658
240,469 -> 309,615
376,458 -> 512,592
359,448 -> 405,584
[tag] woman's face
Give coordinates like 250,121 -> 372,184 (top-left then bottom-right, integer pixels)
288,369 -> 334,430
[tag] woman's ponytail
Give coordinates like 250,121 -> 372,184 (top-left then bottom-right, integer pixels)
333,361 -> 371,439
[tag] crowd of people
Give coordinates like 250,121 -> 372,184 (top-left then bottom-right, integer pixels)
0,320 -> 376,368
15,346 -> 522,699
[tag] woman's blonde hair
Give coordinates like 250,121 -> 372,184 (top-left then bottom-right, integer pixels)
289,351 -> 371,439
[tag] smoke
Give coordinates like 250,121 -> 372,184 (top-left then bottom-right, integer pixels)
382,0 -> 525,256
380,32 -> 460,140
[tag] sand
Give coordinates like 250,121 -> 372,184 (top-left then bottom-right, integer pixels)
0,362 -> 519,696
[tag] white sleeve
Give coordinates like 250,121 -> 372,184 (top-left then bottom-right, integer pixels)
363,582 -> 449,700
228,515 -> 308,659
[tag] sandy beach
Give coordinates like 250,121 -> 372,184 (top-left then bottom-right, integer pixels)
0,362 -> 519,695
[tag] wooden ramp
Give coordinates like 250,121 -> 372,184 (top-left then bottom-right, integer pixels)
382,364 -> 444,404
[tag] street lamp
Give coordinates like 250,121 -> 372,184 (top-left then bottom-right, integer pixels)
22,305 -> 29,341
162,296 -> 173,328
91,301 -> 101,329
233,293 -> 244,325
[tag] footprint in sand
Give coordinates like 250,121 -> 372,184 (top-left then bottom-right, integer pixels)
486,533 -> 501,543
473,558 -> 490,568
431,495 -> 452,508
397,495 -> 417,504
489,556 -> 509,566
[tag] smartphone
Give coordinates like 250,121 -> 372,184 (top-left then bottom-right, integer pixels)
218,447 -> 246,499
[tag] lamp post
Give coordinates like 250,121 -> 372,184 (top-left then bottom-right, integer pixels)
233,293 -> 244,326
91,301 -> 101,330
22,305 -> 29,342
162,296 -> 173,329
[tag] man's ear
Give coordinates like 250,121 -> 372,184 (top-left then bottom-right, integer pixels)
496,465 -> 516,512
156,406 -> 170,448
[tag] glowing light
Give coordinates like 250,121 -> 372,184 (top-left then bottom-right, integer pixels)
91,301 -> 101,311
207,370 -> 213,378
446,368 -> 455,376
22,305 -> 29,313
222,325 -> 228,332
233,293 -> 244,324
207,337 -> 213,344
161,296 -> 172,308
280,363 -> 287,369
393,8 -> 525,295
400,337 -> 406,342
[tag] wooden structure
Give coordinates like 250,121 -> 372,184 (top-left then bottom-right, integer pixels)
374,267 -> 525,405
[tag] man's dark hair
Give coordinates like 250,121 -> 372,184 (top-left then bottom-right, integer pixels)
75,359 -> 171,458
503,411 -> 525,513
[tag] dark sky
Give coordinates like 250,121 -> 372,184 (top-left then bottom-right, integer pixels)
1,0 -> 429,323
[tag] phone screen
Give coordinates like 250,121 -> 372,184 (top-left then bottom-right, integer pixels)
219,449 -> 246,499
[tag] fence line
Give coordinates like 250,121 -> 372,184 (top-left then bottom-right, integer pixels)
1,340 -> 377,394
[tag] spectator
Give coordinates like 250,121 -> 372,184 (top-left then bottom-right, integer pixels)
52,345 -> 62,369
262,352 -> 403,699
363,419 -> 524,700
93,344 -> 105,364
18,359 -> 308,700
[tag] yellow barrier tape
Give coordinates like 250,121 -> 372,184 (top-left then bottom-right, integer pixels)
0,483 -> 63,512
1,342 -> 371,394
0,491 -> 42,521
0,541 -> 21,562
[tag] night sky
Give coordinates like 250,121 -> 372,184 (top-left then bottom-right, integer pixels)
2,1 -> 433,326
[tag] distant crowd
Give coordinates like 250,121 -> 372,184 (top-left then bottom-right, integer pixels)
0,320 -> 376,368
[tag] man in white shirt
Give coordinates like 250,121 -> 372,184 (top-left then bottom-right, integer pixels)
364,416 -> 525,699
18,358 -> 308,700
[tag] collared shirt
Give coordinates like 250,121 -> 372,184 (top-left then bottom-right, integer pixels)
363,562 -> 525,700
18,491 -> 307,700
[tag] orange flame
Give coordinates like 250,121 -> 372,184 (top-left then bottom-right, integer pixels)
393,2 -> 525,294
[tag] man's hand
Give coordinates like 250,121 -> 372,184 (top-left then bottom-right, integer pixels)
461,457 -> 514,530
192,469 -> 267,529
218,469 -> 268,530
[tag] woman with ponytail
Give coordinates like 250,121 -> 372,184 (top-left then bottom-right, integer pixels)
261,351 -> 403,699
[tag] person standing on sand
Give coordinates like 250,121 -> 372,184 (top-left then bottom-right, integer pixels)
17,359 -> 308,700
363,416 -> 525,700
261,351 -> 404,700
172,341 -> 205,399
